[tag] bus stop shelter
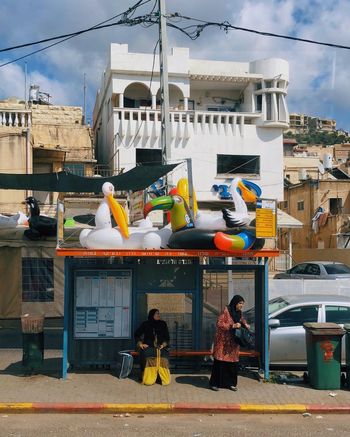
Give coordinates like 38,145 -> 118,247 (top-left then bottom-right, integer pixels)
56,247 -> 279,381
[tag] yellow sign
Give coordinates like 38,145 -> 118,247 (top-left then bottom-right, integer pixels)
256,199 -> 277,238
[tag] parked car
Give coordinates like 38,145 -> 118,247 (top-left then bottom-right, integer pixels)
273,261 -> 350,280
244,294 -> 350,367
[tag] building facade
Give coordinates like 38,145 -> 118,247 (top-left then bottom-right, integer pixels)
93,44 -> 289,202
288,112 -> 336,135
0,97 -> 95,214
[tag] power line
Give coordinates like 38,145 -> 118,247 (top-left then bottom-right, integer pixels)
0,0 -> 151,53
166,14 -> 350,50
0,0 -> 156,68
1,5 -> 349,69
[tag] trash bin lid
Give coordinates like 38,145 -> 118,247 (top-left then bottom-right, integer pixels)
303,322 -> 345,336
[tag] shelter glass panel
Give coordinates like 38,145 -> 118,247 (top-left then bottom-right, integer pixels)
135,292 -> 194,350
201,269 -> 255,349
136,259 -> 197,291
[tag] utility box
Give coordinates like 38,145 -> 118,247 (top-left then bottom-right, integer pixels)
303,322 -> 345,390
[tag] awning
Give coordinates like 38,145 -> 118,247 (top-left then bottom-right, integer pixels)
247,209 -> 302,229
195,206 -> 303,229
275,209 -> 303,229
0,164 -> 178,193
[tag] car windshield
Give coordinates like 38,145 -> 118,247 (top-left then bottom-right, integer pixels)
244,297 -> 289,328
324,264 -> 350,274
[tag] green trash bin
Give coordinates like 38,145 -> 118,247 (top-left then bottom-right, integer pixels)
344,324 -> 350,389
303,322 -> 345,390
21,314 -> 45,373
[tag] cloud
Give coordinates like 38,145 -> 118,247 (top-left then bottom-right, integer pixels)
0,0 -> 349,130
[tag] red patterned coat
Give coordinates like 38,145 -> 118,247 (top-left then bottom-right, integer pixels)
212,306 -> 248,363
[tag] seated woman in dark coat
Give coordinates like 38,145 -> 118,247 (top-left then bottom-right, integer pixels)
134,308 -> 171,385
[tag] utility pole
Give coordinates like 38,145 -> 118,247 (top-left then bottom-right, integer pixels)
158,0 -> 171,165
83,73 -> 87,125
24,62 -> 27,108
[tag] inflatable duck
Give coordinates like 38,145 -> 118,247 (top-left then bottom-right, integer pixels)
79,182 -> 172,249
24,197 -> 57,240
144,177 -> 264,252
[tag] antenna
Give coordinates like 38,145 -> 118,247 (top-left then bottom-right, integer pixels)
83,73 -> 86,125
24,62 -> 27,108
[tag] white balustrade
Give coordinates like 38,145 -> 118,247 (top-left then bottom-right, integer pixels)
0,110 -> 32,127
113,108 -> 261,143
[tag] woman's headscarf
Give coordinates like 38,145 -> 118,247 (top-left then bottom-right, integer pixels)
148,308 -> 160,326
227,295 -> 245,323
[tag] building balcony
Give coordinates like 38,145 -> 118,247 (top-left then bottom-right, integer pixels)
114,108 -> 264,140
0,109 -> 32,127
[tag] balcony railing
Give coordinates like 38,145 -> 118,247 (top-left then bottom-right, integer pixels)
0,110 -> 32,127
115,108 -> 261,139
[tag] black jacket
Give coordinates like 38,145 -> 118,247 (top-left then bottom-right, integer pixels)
134,320 -> 170,348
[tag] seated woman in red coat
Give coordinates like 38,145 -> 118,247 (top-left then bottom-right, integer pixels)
209,294 -> 250,391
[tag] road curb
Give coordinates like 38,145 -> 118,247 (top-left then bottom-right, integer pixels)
1,402 -> 350,414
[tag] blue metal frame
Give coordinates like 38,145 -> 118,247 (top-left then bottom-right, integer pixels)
61,256 -> 271,379
62,257 -> 70,379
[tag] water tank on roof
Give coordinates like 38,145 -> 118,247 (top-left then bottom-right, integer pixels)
29,84 -> 39,102
323,153 -> 333,169
298,169 -> 308,181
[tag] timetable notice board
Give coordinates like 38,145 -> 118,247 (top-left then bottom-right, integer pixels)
74,270 -> 132,339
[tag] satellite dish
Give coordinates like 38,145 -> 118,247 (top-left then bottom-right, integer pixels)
318,162 -> 325,175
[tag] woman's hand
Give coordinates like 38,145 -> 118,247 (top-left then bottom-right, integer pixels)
159,343 -> 167,350
140,343 -> 149,350
233,323 -> 241,329
245,323 -> 251,330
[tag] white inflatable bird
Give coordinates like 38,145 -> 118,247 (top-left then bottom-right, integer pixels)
193,178 -> 257,230
79,182 -> 171,249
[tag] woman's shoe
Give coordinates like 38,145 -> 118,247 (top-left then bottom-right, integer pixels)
210,386 -> 219,391
229,386 -> 238,391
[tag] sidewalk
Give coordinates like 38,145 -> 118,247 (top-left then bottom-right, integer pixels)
1,349 -> 350,414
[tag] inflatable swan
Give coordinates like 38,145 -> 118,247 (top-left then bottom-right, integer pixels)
79,182 -> 172,249
194,178 -> 259,230
144,177 -> 264,251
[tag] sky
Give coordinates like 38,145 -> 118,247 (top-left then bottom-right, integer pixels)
0,0 -> 349,131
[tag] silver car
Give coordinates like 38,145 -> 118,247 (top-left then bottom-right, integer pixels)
245,294 -> 350,367
273,261 -> 350,280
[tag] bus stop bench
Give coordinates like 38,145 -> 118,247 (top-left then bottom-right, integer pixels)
129,349 -> 261,368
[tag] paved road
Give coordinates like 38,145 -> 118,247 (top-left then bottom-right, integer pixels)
0,414 -> 348,437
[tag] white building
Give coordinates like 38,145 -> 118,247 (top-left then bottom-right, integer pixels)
93,44 -> 289,202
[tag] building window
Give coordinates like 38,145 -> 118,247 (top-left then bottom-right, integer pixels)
136,148 -> 162,166
64,163 -> 85,176
256,95 -> 262,112
217,154 -> 260,176
180,99 -> 195,110
297,200 -> 304,211
329,198 -> 342,215
22,258 -> 54,302
266,93 -> 272,120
